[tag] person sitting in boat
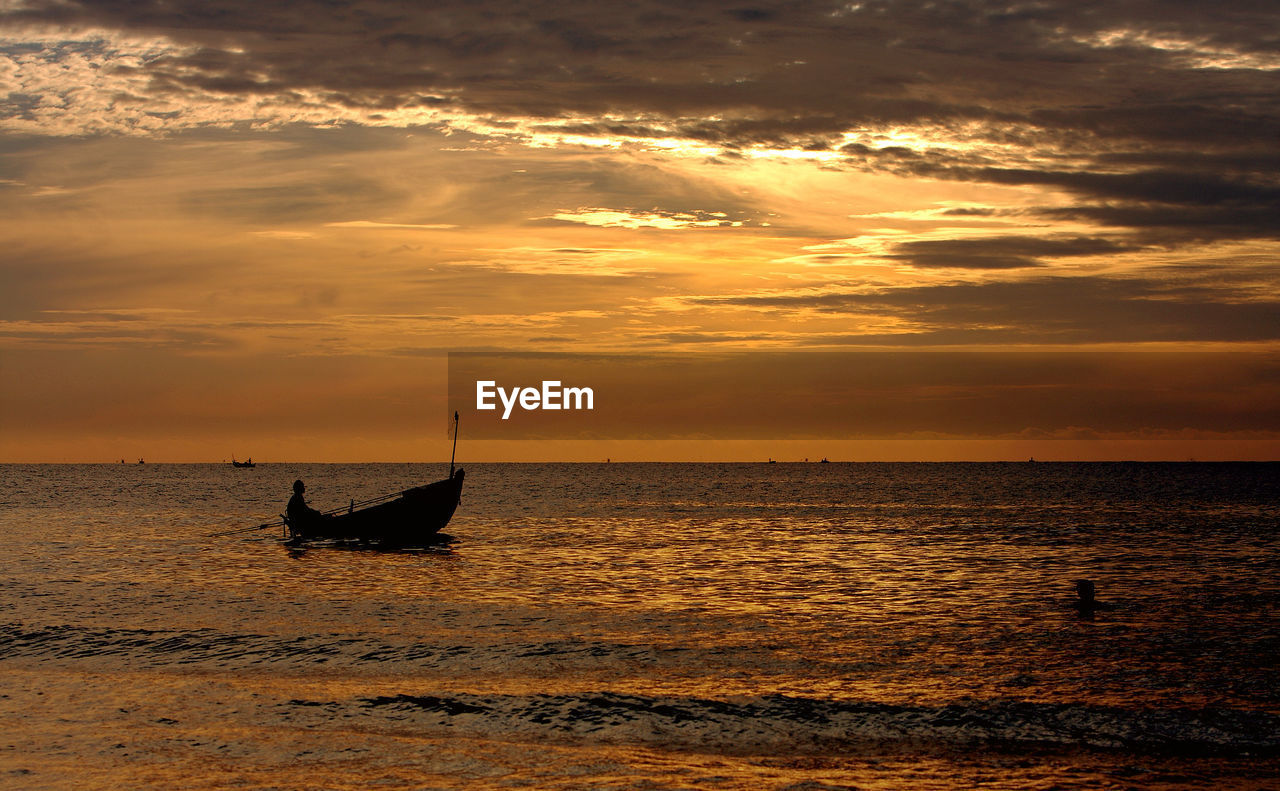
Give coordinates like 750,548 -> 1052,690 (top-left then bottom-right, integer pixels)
286,479 -> 327,537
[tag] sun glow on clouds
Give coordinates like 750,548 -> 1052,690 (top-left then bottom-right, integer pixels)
0,28 -> 456,136
3,1 -> 1279,460
0,27 -> 1044,167
549,208 -> 746,230
466,247 -> 653,278
1079,29 -> 1280,71
521,127 -> 724,158
10,22 -> 1259,188
851,204 -> 1018,222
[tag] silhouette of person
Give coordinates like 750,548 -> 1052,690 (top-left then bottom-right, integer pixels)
1073,579 -> 1117,619
286,480 -> 326,538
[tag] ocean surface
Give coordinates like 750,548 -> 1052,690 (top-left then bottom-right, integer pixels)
0,461 -> 1277,789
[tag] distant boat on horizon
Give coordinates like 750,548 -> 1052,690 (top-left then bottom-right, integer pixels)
231,457 -> 256,468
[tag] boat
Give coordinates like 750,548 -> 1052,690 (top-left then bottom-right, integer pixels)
285,469 -> 465,547
231,458 -> 256,468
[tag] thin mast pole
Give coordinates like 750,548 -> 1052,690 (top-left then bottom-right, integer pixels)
449,410 -> 459,477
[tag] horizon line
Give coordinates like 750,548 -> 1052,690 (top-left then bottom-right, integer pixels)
2,459 -> 1276,465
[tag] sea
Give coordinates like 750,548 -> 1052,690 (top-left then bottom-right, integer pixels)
0,461 -> 1276,790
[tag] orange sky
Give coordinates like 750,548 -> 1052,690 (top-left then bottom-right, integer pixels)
1,2 -> 1278,461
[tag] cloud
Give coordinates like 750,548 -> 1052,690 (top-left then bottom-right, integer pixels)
3,2 -> 1274,143
443,246 -> 657,278
3,2 -> 1279,358
2,2 -> 1275,236
325,220 -> 458,230
0,308 -> 231,349
546,207 -> 747,230
884,235 -> 1141,269
1,0 -> 1274,263
252,229 -> 315,239
181,179 -> 408,224
689,272 -> 1280,345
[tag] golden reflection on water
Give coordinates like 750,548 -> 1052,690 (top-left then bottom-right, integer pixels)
1,462 -> 1278,789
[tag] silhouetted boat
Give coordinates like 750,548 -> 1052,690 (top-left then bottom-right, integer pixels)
285,469 -> 465,547
231,458 -> 256,468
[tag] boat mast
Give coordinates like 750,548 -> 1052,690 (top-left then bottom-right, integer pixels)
449,410 -> 459,478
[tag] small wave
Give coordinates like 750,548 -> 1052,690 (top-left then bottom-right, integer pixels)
279,691 -> 1280,756
0,622 -> 703,672
6,623 -> 1276,756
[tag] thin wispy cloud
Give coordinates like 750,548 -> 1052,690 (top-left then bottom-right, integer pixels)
547,208 -> 746,230
325,220 -> 458,230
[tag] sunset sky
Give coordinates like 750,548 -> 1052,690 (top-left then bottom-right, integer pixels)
2,0 -> 1278,461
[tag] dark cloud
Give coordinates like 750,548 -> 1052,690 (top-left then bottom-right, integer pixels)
7,0 -> 1274,252
973,168 -> 1280,208
3,1 -> 1272,127
886,236 -> 1139,269
5,8 -> 1276,161
693,274 -> 1280,345
5,1 -> 1280,340
851,159 -> 1280,243
1040,205 -> 1280,244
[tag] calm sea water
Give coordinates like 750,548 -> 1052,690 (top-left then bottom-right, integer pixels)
0,462 -> 1276,789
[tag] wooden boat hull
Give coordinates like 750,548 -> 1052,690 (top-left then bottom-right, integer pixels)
290,469 -> 464,546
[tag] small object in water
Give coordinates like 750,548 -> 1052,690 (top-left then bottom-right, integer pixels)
1073,578 -> 1117,618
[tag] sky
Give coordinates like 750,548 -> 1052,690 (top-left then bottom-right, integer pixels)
1,0 -> 1278,462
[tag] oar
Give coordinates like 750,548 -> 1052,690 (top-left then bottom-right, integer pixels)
206,519 -> 282,538
207,485 -> 405,538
